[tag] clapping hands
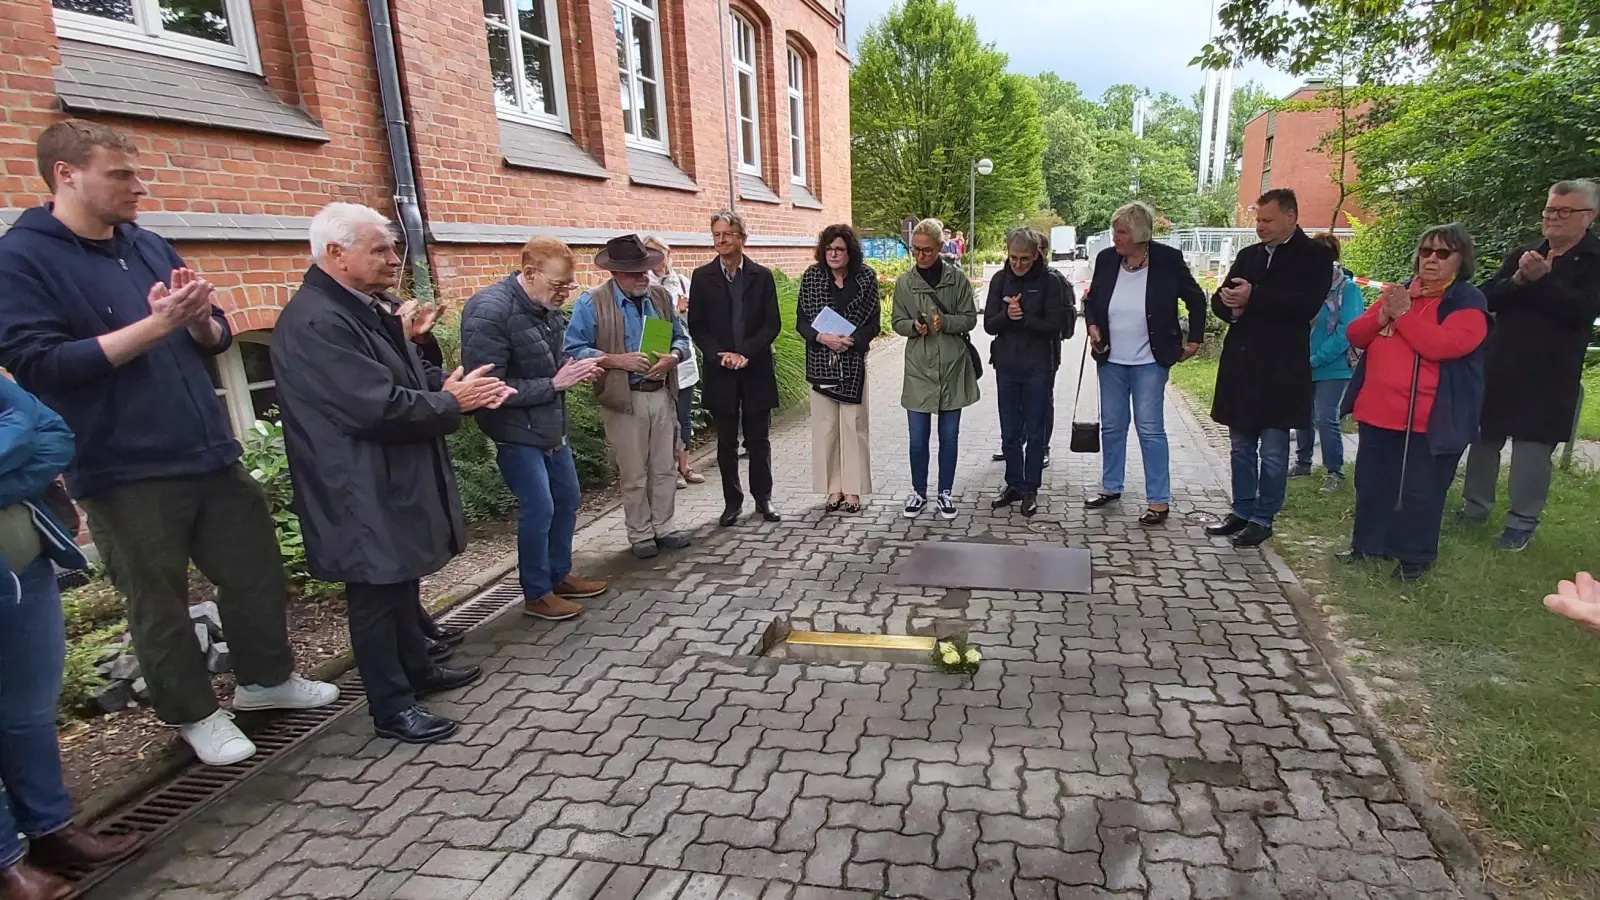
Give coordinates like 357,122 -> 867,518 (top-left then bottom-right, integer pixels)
444,364 -> 515,412
149,268 -> 216,331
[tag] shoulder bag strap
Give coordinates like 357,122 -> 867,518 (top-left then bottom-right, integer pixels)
1070,334 -> 1092,420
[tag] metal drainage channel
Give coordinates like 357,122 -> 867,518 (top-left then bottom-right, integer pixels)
65,579 -> 525,897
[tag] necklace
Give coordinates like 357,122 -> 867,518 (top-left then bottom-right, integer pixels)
1122,253 -> 1149,272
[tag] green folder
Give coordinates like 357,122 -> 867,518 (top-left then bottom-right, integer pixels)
640,315 -> 674,359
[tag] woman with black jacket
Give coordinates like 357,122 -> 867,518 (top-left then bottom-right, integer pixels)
797,224 -> 881,512
1082,202 -> 1208,525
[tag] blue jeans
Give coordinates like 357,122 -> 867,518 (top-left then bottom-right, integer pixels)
0,557 -> 73,866
1229,428 -> 1291,527
496,443 -> 581,600
908,410 -> 961,496
1294,379 -> 1350,474
997,371 -> 1053,493
1098,362 -> 1171,505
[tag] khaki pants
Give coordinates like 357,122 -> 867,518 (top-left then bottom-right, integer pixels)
811,391 -> 873,496
602,388 -> 679,543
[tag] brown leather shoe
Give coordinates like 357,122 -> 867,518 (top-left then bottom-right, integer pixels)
0,860 -> 72,900
524,594 -> 582,621
553,576 -> 608,600
28,825 -> 141,872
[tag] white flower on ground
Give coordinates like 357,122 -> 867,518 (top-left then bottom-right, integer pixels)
965,649 -> 981,664
936,641 -> 953,655
941,650 -> 960,665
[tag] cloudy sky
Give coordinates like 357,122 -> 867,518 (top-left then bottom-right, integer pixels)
845,0 -> 1302,101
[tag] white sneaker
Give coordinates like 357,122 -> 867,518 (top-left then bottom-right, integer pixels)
903,492 -> 926,518
181,710 -> 257,766
233,674 -> 341,712
937,491 -> 958,520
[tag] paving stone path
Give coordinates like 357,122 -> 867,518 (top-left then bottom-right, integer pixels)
94,330 -> 1466,900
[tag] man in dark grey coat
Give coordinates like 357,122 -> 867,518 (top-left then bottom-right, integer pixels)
462,236 -> 605,621
1205,189 -> 1334,547
273,203 -> 511,745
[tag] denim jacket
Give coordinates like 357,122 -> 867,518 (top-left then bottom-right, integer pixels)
0,377 -> 85,602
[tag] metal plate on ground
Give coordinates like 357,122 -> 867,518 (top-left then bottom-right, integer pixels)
893,541 -> 1093,594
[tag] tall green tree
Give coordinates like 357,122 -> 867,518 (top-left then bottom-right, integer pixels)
849,0 -> 1045,245
1078,131 -> 1197,232
1040,108 -> 1095,226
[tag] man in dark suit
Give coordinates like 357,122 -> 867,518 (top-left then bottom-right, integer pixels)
689,210 -> 783,527
273,202 -> 507,744
1205,189 -> 1334,547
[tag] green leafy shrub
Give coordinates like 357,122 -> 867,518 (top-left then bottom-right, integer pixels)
240,420 -> 340,598
771,270 -> 809,409
61,622 -> 124,716
62,577 -> 124,640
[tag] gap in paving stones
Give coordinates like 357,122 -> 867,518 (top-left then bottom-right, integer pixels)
87,330 -> 1474,900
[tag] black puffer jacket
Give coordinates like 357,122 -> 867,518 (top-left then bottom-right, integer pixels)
460,274 -> 569,450
983,260 -> 1070,375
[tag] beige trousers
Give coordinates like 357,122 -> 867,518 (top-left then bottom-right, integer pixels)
601,388 -> 679,543
811,391 -> 873,496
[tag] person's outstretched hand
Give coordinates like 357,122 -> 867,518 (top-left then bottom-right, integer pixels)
1545,571 -> 1600,637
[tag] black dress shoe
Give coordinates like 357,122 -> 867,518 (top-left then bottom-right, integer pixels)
719,504 -> 743,527
1336,548 -> 1383,564
432,625 -> 467,647
374,705 -> 459,744
991,487 -> 1022,509
415,665 -> 482,698
992,450 -> 1006,461
1084,492 -> 1121,509
1042,455 -> 1051,468
425,638 -> 453,661
1392,561 -> 1430,582
1204,514 -> 1249,537
1230,523 -> 1273,547
755,499 -> 783,522
1020,493 -> 1039,518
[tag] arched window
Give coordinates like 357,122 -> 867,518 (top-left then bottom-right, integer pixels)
614,0 -> 670,150
730,11 -> 760,174
204,330 -> 278,437
787,46 -> 806,186
484,0 -> 571,130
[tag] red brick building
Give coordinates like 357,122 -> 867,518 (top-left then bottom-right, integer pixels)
0,0 -> 852,436
1236,81 -> 1365,232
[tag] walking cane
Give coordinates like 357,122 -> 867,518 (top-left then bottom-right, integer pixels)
1394,352 -> 1421,513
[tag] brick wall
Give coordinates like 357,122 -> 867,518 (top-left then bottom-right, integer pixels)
1236,88 -> 1366,232
0,0 -> 852,329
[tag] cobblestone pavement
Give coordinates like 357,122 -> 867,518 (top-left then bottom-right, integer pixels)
93,331 -> 1465,900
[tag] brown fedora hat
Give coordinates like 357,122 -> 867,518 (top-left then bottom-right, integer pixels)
593,233 -> 664,273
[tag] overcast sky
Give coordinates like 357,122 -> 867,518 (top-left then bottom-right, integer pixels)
845,0 -> 1303,102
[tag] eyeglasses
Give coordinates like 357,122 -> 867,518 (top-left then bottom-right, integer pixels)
910,245 -> 940,256
1544,206 -> 1596,220
825,246 -> 848,254
1417,247 -> 1457,260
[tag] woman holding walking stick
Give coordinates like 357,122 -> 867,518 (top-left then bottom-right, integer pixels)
1340,224 -> 1489,581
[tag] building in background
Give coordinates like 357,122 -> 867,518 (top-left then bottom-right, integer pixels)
1236,80 -> 1365,231
0,0 -> 851,437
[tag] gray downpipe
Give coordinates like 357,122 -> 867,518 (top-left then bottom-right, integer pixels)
366,0 -> 432,297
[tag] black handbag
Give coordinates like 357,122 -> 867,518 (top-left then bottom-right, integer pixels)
1068,337 -> 1100,454
927,294 -> 983,381
41,479 -> 80,538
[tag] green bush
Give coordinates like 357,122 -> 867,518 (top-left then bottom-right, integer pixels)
240,420 -> 341,598
61,622 -> 124,717
771,270 -> 809,409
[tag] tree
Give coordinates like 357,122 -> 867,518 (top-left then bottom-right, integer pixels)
1345,35 -> 1600,278
850,0 -> 1045,246
1040,109 -> 1095,226
1078,131 -> 1197,233
1198,0 -> 1598,76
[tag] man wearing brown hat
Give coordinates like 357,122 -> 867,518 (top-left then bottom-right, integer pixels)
565,235 -> 694,558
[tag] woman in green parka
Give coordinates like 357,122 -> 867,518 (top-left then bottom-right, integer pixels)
893,218 -> 981,520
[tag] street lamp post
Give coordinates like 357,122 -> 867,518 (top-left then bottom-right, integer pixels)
969,157 -> 993,278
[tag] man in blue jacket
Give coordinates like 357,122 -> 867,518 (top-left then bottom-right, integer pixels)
0,120 -> 338,767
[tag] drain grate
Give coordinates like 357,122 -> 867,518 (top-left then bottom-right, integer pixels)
69,575 -> 524,897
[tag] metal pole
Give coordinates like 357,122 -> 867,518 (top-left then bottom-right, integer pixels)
968,161 -> 976,280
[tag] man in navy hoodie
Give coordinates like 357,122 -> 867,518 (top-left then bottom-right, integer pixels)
0,120 -> 338,767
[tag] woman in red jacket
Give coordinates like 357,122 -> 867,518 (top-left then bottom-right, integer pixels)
1341,223 -> 1489,581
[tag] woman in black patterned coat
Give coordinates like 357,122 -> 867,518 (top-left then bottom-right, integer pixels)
796,224 -> 881,512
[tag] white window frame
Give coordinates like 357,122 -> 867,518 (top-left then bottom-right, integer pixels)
730,11 -> 760,175
52,0 -> 263,73
614,0 -> 669,153
211,331 -> 277,437
485,0 -> 571,131
786,47 -> 806,186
